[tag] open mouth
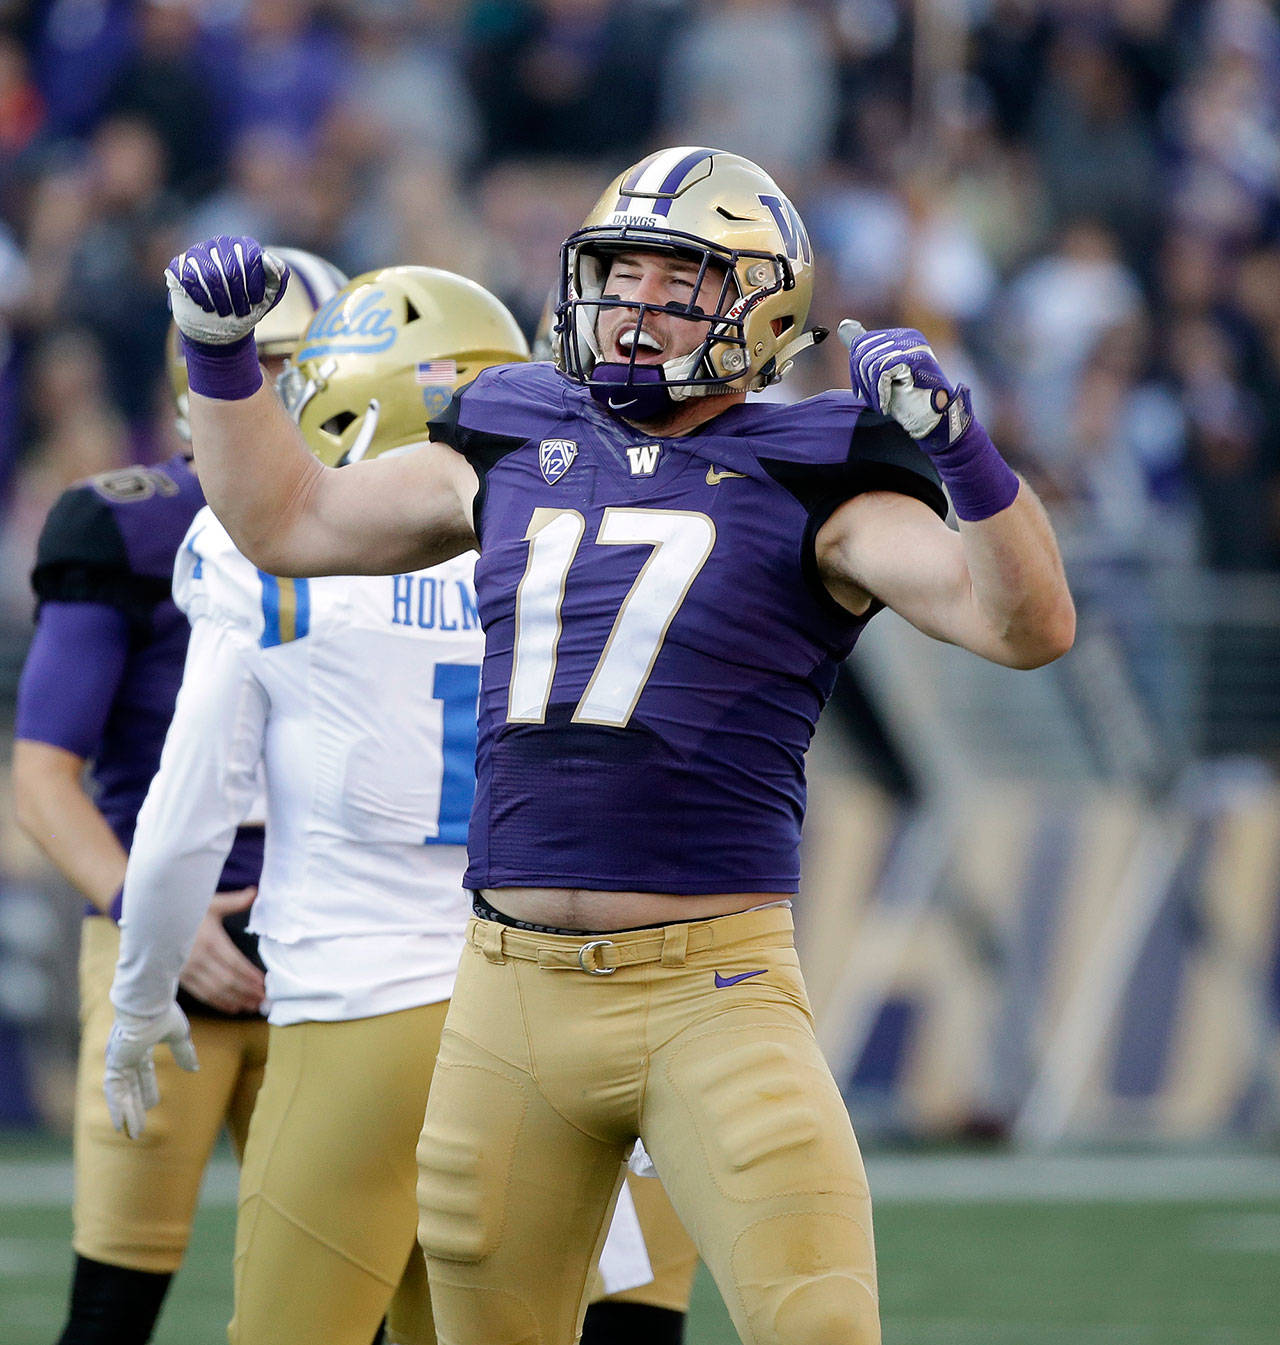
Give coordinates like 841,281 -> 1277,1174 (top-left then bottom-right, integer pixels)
614,325 -> 665,364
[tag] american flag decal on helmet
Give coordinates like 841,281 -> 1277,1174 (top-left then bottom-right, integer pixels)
415,360 -> 456,385
613,146 -> 717,217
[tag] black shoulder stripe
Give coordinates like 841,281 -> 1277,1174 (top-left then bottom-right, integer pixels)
848,413 -> 948,519
33,563 -> 171,623
429,389 -> 529,550
426,389 -> 465,448
760,413 -> 948,534
428,391 -> 527,475
35,487 -> 129,573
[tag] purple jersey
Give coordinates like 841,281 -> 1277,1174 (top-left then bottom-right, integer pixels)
431,364 -> 946,895
16,458 -> 264,1008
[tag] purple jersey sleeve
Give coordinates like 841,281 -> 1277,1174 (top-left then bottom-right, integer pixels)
15,601 -> 130,757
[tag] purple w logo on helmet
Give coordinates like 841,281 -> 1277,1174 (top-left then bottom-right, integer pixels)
758,194 -> 811,265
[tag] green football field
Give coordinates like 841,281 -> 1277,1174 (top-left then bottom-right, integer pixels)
3,1136 -> 1278,1344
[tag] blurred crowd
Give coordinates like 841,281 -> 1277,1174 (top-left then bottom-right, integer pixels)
0,0 -> 1279,621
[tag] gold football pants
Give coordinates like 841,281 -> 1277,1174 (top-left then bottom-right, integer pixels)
230,1002 -> 449,1345
417,906 -> 879,1345
75,917 -> 268,1273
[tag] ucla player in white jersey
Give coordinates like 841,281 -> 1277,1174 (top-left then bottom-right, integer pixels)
105,266 -> 695,1344
104,268 -> 521,1345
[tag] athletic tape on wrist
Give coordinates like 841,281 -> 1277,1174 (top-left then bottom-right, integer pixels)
180,332 -> 263,401
930,398 -> 1020,522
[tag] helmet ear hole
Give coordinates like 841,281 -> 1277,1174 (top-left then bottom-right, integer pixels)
404,299 -> 421,322
321,410 -> 357,437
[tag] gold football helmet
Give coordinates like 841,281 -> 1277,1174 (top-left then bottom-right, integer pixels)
556,147 -> 821,406
167,246 -> 348,439
278,266 -> 530,467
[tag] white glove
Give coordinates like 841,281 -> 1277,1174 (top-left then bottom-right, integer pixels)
104,1003 -> 199,1139
165,234 -> 289,346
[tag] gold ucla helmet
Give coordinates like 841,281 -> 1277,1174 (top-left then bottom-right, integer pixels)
167,246 -> 348,439
278,266 -> 530,467
556,147 -> 821,409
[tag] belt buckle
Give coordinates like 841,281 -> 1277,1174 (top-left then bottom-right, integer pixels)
577,940 -> 616,976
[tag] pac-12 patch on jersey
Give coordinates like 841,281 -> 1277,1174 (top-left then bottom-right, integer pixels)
539,439 -> 577,484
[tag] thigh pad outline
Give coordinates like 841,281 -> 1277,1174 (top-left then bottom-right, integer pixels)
662,1018 -> 868,1205
416,1034 -> 531,1265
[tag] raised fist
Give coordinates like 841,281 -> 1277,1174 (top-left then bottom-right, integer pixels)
166,235 -> 289,346
839,319 -> 971,448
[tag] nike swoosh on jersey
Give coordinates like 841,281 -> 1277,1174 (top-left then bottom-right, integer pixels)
706,465 -> 747,485
714,969 -> 767,988
608,397 -> 638,410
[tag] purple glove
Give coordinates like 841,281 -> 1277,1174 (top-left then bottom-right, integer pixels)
841,321 -> 960,442
165,236 -> 289,400
840,319 -> 1019,522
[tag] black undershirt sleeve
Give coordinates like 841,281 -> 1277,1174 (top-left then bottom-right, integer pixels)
761,412 -> 949,614
32,488 -> 169,625
428,389 -> 529,547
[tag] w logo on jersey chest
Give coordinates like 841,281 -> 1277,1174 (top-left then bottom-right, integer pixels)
539,439 -> 577,484
626,443 -> 661,476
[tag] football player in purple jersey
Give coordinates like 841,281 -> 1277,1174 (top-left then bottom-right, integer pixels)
12,247 -> 345,1345
154,146 -> 1074,1345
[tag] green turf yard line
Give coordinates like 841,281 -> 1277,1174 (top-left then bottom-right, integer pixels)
865,1152 -> 1280,1202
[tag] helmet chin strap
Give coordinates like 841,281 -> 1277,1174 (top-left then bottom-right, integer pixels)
588,338 -> 713,416
766,326 -> 828,385
588,363 -> 677,419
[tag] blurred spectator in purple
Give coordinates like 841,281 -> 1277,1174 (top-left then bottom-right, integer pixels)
1171,315 -> 1279,570
184,125 -> 310,246
1165,13 -> 1280,246
197,0 -> 348,147
57,115 -> 178,428
660,0 -> 837,173
101,0 -> 221,200
31,0 -> 134,138
331,1 -> 480,173
465,0 -> 674,164
1063,326 -> 1194,563
1029,26 -> 1161,256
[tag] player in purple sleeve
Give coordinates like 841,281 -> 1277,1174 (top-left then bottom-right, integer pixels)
11,246 -> 345,1345
159,150 -> 1075,1345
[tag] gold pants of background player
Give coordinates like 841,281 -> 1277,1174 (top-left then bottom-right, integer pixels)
417,905 -> 880,1345
75,917 -> 268,1273
230,1003 -> 449,1345
232,1003 -> 698,1345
